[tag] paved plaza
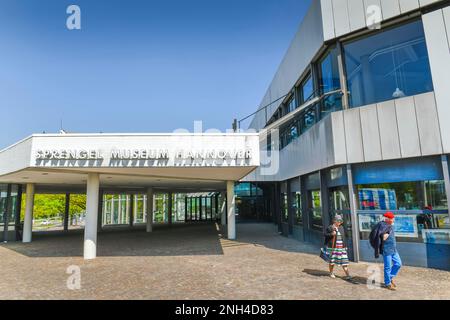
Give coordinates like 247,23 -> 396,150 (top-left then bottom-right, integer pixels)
0,223 -> 449,300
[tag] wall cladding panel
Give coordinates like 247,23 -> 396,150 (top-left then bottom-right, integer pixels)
444,6 -> 450,49
333,0 -> 351,37
343,108 -> 365,163
423,9 -> 450,153
348,0 -> 367,31
363,0 -> 383,27
331,111 -> 348,164
380,0 -> 401,19
321,0 -> 336,41
376,100 -> 402,160
399,0 -> 420,13
414,92 -> 443,156
359,104 -> 383,162
419,0 -> 444,6
395,96 -> 421,158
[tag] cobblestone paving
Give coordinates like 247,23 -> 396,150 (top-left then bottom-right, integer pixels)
0,223 -> 449,300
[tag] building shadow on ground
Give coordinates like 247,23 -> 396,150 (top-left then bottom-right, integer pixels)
0,222 -> 225,258
2,222 -> 324,259
227,223 -> 321,255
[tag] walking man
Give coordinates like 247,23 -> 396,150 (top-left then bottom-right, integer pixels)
370,212 -> 402,290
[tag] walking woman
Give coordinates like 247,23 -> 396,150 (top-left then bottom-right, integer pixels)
324,215 -> 352,279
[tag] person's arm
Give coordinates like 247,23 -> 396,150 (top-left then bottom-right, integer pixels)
383,233 -> 390,241
325,226 -> 335,237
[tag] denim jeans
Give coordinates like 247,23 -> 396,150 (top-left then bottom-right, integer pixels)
383,252 -> 402,286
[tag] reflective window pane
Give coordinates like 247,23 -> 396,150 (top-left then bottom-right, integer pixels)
309,190 -> 322,229
344,20 -> 433,108
319,47 -> 341,94
300,105 -> 316,134
320,92 -> 342,119
300,74 -> 314,103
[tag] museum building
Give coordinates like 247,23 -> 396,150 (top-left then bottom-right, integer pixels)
1,0 -> 450,270
242,0 -> 450,270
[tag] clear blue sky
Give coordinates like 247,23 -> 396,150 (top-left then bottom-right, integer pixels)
0,0 -> 312,148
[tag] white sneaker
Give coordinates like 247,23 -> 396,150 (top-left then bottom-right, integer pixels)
330,273 -> 336,279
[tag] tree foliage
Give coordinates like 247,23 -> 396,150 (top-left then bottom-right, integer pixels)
21,194 -> 86,220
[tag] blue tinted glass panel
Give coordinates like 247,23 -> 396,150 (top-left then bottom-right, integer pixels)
319,47 -> 341,94
320,92 -> 343,119
301,106 -> 316,133
287,96 -> 296,113
344,20 -> 433,108
301,76 -> 314,103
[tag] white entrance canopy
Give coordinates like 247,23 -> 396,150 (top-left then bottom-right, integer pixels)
0,133 -> 260,191
0,133 -> 260,259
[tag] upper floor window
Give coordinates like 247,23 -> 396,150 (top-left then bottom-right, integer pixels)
299,74 -> 314,104
344,19 -> 433,108
286,94 -> 296,113
319,46 -> 341,94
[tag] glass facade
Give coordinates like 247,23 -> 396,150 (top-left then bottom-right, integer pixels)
291,191 -> 302,225
308,190 -> 322,230
319,46 -> 341,94
300,74 -> 314,103
281,192 -> 288,222
344,19 -> 433,108
357,180 -> 447,211
357,179 -> 449,245
0,184 -> 21,241
275,19 -> 434,151
278,46 -> 342,150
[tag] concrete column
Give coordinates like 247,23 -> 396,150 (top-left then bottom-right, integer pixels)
168,192 -> 173,224
84,173 -> 100,260
220,192 -> 227,226
129,194 -> 134,227
64,194 -> 70,231
146,188 -> 154,232
226,181 -> 236,240
346,164 -> 360,262
97,190 -> 103,232
22,183 -> 35,243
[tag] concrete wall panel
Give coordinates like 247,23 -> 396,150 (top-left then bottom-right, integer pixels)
348,0 -> 366,32
399,0 -> 420,13
414,92 -> 443,156
420,0 -> 442,6
321,0 -> 336,41
331,111 -> 348,164
380,0 -> 401,20
363,0 -> 383,27
333,0 -> 351,37
359,104 -> 383,162
395,96 -> 421,158
444,6 -> 450,49
376,100 -> 402,160
343,108 -> 365,163
423,9 -> 450,153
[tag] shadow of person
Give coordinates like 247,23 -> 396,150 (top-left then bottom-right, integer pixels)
302,269 -> 368,285
302,269 -> 330,277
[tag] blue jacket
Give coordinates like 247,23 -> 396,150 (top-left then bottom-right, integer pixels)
371,221 -> 393,259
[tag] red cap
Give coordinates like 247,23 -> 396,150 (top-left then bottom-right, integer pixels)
384,212 -> 395,219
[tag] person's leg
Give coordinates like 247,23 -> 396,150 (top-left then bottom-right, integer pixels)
383,254 -> 393,286
390,253 -> 402,281
329,264 -> 335,273
329,264 -> 336,278
342,265 -> 350,277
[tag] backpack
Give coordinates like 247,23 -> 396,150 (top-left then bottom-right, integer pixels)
369,222 -> 381,249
